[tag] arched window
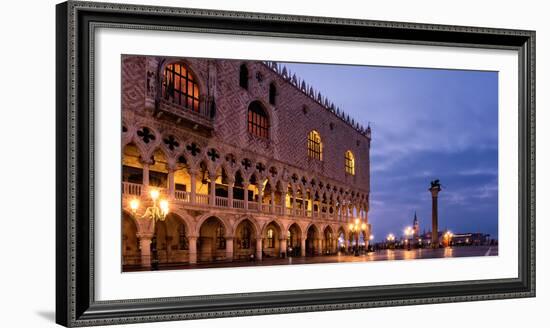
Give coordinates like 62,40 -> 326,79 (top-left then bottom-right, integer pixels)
178,223 -> 188,250
269,83 -> 277,105
239,64 -> 249,89
307,130 -> 323,160
345,150 -> 355,175
162,62 -> 200,112
247,101 -> 269,139
267,228 -> 275,248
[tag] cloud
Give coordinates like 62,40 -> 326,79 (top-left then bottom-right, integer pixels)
281,62 -> 499,240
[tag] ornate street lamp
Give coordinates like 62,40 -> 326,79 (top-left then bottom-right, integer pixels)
129,189 -> 170,268
348,218 -> 367,256
130,189 -> 170,223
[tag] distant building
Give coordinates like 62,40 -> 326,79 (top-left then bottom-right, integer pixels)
412,211 -> 420,239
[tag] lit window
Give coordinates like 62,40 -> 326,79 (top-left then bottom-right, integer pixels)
307,130 -> 323,160
247,101 -> 269,139
345,150 -> 355,175
162,63 -> 200,112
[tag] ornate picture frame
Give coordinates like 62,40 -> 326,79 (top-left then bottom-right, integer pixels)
56,1 -> 535,326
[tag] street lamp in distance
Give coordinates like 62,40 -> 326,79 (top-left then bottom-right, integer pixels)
348,218 -> 368,256
404,226 -> 414,250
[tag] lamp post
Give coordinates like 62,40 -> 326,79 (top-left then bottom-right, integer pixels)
369,234 -> 374,252
386,233 -> 395,249
348,218 -> 367,256
444,231 -> 453,247
404,226 -> 413,250
129,189 -> 170,269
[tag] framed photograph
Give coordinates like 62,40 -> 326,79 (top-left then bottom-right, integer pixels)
56,0 -> 535,326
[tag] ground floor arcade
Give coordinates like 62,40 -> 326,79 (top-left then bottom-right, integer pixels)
122,209 -> 371,269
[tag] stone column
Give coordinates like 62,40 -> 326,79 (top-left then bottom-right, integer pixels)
281,190 -> 287,215
189,169 -> 197,204
316,239 -> 322,255
141,162 -> 150,195
188,236 -> 197,264
300,238 -> 306,257
167,167 -> 175,198
270,191 -> 276,213
256,238 -> 263,260
209,173 -> 217,206
225,237 -> 234,261
292,190 -> 297,216
227,178 -> 234,208
243,183 -> 249,210
429,182 -> 442,248
138,233 -> 153,268
279,238 -> 287,258
257,181 -> 264,211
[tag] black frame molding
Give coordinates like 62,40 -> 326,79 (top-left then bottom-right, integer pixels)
56,1 -> 535,326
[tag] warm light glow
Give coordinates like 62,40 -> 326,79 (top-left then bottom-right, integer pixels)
159,199 -> 169,216
150,189 -> 160,201
361,223 -> 367,231
355,218 -> 360,225
387,233 -> 395,241
345,150 -> 355,175
129,199 -> 139,213
348,223 -> 354,231
369,234 -> 374,240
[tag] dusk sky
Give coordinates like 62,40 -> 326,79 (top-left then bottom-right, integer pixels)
282,62 -> 498,243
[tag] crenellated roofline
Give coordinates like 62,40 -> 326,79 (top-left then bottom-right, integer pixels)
262,61 -> 372,139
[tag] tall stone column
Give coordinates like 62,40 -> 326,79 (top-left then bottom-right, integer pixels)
279,238 -> 287,258
243,183 -> 249,210
226,237 -> 234,261
189,169 -> 197,204
256,239 -> 263,260
300,238 -> 306,257
209,173 -> 217,206
138,233 -> 153,268
188,236 -> 197,264
429,180 -> 442,248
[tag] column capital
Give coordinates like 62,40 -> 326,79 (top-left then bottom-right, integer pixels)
139,156 -> 154,165
137,232 -> 154,240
